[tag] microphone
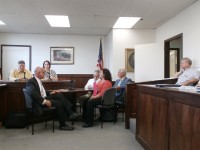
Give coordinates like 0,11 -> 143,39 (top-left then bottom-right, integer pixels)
47,72 -> 51,80
69,80 -> 75,90
23,72 -> 26,79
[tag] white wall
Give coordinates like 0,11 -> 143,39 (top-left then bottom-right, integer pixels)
0,30 -> 155,81
156,0 -> 200,69
111,29 -> 155,80
0,34 -> 105,74
135,43 -> 163,82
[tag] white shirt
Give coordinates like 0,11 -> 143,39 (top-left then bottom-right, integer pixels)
35,77 -> 47,98
117,77 -> 125,86
176,68 -> 199,85
84,78 -> 101,90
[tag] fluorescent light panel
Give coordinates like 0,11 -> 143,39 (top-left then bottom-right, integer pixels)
113,17 -> 141,28
45,15 -> 70,27
0,20 -> 6,25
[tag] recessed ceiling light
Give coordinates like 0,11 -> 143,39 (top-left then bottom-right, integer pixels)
45,15 -> 70,27
113,17 -> 141,28
0,20 -> 6,25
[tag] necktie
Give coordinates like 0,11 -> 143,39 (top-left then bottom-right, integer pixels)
93,81 -> 97,96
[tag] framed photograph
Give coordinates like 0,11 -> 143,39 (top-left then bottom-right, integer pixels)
50,47 -> 74,65
125,48 -> 134,72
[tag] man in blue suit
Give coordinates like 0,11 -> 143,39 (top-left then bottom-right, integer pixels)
113,68 -> 132,104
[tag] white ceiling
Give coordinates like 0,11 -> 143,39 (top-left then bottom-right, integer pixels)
0,0 -> 197,36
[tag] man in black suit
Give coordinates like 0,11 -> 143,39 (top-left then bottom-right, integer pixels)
25,67 -> 81,131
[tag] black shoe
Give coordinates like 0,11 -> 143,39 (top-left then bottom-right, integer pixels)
68,113 -> 81,121
59,124 -> 74,131
82,123 -> 93,128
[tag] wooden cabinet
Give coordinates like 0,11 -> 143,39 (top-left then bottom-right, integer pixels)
136,85 -> 200,150
125,78 -> 177,129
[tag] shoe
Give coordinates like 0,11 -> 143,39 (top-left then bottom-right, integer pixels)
68,113 -> 81,121
82,123 -> 93,128
59,124 -> 74,131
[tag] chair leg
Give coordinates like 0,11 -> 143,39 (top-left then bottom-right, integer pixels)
100,109 -> 103,129
32,123 -> 34,135
52,112 -> 54,133
122,112 -> 124,122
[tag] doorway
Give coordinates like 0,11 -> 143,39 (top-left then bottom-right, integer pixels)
164,34 -> 183,78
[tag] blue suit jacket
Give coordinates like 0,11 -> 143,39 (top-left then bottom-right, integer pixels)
113,77 -> 132,101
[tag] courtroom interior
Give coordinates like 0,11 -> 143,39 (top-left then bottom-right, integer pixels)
1,0 -> 200,150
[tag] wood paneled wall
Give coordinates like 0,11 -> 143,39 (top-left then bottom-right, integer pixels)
58,74 -> 93,88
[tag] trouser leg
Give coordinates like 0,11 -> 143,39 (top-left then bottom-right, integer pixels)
85,98 -> 101,125
50,100 -> 66,126
48,93 -> 74,116
82,98 -> 90,121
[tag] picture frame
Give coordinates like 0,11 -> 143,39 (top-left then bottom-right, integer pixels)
125,48 -> 134,72
50,47 -> 74,65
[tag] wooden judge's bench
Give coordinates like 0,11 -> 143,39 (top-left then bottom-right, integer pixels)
125,78 -> 200,150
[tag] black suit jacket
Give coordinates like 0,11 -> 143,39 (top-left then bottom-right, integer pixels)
25,77 -> 45,116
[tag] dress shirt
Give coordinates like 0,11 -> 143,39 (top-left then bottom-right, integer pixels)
93,81 -> 98,96
9,69 -> 32,81
84,78 -> 101,90
117,77 -> 125,86
35,77 -> 47,98
176,68 -> 199,85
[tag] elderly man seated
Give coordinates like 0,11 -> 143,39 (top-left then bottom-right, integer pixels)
174,57 -> 199,86
113,68 -> 132,104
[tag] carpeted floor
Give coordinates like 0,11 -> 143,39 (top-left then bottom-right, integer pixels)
0,119 -> 143,150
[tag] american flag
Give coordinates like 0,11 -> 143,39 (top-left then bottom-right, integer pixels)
97,39 -> 103,70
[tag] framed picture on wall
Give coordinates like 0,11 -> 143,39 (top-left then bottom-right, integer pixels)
125,48 -> 134,72
50,47 -> 74,65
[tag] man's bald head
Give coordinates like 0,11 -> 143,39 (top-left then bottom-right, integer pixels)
34,67 -> 45,79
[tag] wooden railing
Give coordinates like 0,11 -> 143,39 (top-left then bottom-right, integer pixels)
125,78 -> 178,129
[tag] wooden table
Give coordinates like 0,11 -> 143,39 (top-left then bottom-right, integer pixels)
48,88 -> 91,112
136,84 -> 200,150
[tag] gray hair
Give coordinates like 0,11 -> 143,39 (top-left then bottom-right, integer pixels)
118,68 -> 126,76
94,69 -> 100,74
182,57 -> 192,65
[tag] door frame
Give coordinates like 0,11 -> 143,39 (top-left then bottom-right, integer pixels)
164,33 -> 183,78
1,44 -> 32,79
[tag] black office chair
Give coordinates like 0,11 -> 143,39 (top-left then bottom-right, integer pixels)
23,88 -> 56,135
115,90 -> 126,122
96,88 -> 117,128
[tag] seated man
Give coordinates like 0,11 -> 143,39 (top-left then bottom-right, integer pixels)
77,69 -> 101,106
175,57 -> 199,86
25,67 -> 81,131
113,68 -> 132,104
9,60 -> 32,81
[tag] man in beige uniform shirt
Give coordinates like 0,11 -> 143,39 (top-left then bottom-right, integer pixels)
9,60 -> 32,81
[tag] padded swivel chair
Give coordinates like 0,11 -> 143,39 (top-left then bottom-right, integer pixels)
23,88 -> 56,135
96,88 -> 117,128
